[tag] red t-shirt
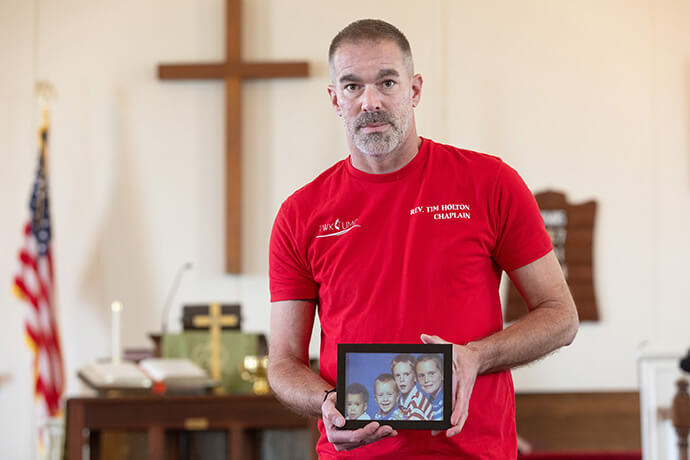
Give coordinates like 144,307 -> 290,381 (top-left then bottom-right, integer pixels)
270,138 -> 552,459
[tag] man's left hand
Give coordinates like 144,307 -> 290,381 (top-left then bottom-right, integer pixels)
421,333 -> 481,437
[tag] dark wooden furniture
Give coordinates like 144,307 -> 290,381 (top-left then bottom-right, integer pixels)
515,391 -> 640,452
66,394 -> 318,460
673,379 -> 690,460
505,190 -> 599,322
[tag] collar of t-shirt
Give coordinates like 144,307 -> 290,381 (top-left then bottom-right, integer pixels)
345,137 -> 429,183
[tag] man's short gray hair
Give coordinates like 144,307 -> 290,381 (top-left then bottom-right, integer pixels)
328,19 -> 414,77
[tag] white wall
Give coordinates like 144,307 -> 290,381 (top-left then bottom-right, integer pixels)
1,0 -> 689,457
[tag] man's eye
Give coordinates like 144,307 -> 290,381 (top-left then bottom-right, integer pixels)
345,83 -> 359,91
382,80 -> 396,88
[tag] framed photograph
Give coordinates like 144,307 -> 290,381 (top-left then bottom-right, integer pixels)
336,343 -> 452,430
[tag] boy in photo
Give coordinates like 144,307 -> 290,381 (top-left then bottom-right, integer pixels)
391,354 -> 432,420
416,354 -> 444,420
345,383 -> 371,420
373,374 -> 404,421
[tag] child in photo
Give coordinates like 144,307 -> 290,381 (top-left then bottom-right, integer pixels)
391,354 -> 432,420
373,374 -> 404,420
345,382 -> 371,420
416,354 -> 444,420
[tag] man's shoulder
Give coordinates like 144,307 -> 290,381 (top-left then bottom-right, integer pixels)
425,138 -> 504,170
279,158 -> 349,213
287,158 -> 348,200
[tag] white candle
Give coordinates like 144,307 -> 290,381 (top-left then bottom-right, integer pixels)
111,301 -> 122,364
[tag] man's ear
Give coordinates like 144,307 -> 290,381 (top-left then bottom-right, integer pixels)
411,73 -> 423,108
327,85 -> 342,117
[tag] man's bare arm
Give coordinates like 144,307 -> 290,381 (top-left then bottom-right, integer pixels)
268,300 -> 329,417
469,249 -> 579,372
268,299 -> 397,450
422,250 -> 579,436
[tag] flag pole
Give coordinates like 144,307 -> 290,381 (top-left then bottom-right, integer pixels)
13,79 -> 65,458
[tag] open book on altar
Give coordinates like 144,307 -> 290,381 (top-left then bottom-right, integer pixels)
78,361 -> 152,389
78,358 -> 216,393
139,358 -> 216,390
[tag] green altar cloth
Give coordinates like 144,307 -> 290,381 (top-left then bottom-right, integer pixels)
161,331 -> 261,394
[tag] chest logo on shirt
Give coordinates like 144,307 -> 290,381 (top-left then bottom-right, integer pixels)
410,203 -> 471,220
316,218 -> 360,238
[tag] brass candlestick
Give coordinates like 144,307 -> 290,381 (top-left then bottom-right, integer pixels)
239,355 -> 269,395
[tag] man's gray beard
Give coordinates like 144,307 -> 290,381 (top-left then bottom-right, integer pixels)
354,131 -> 400,156
352,113 -> 411,157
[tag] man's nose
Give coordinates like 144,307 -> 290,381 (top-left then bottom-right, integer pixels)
361,86 -> 382,112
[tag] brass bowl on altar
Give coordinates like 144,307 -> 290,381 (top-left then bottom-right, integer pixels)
239,355 -> 270,395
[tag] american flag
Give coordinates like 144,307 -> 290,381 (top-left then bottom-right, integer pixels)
12,118 -> 65,419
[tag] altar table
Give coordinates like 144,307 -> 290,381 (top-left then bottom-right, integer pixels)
65,394 -> 318,460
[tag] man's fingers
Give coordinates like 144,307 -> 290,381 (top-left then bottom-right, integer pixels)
327,409 -> 345,428
357,422 -> 396,441
451,402 -> 466,426
359,421 -> 381,437
328,422 -> 397,451
327,422 -> 379,447
321,399 -> 345,428
446,416 -> 467,437
451,398 -> 465,426
420,333 -> 449,344
451,373 -> 472,426
329,421 -> 379,439
331,414 -> 345,428
447,391 -> 469,438
385,427 -> 398,436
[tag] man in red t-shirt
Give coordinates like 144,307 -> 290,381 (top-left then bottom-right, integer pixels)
267,19 -> 579,459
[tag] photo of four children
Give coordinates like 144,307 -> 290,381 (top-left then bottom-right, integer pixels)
345,353 -> 444,421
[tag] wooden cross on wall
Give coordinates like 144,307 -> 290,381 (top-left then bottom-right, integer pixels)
157,0 -> 309,273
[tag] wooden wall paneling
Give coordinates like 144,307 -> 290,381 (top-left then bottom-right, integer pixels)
515,392 -> 641,452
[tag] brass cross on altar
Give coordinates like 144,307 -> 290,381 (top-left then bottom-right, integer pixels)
157,0 -> 309,273
192,302 -> 238,382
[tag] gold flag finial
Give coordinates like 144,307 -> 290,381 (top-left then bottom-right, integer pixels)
35,81 -> 56,126
34,81 -> 54,167
35,81 -> 56,103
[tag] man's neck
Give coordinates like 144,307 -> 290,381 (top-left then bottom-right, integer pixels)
349,134 -> 422,174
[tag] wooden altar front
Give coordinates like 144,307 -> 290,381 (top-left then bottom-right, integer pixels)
65,394 -> 318,460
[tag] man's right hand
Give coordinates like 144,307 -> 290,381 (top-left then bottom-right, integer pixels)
321,394 -> 397,451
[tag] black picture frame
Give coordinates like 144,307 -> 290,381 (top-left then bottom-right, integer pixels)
336,343 -> 452,430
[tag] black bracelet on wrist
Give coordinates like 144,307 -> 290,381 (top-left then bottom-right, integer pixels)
323,388 -> 336,402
